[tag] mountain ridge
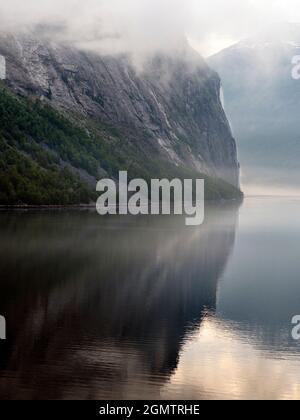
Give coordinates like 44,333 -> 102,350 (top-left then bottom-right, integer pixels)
209,23 -> 300,191
0,29 -> 242,205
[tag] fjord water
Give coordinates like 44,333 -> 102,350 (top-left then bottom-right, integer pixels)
0,198 -> 300,400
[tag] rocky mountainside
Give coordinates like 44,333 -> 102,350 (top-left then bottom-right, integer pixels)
0,29 -> 241,205
209,23 -> 300,192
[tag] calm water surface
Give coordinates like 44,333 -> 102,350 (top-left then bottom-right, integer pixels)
0,197 -> 300,400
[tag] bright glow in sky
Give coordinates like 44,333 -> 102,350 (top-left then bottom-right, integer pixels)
188,35 -> 238,57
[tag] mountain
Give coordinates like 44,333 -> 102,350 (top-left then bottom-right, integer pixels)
209,23 -> 300,193
0,28 -> 241,205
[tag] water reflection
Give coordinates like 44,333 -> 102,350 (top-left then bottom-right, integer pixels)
0,205 -> 238,400
163,315 -> 300,400
164,199 -> 300,400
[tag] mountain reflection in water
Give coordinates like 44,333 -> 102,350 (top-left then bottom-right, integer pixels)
0,205 -> 237,400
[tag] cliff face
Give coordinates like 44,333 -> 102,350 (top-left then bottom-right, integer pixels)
0,30 -> 241,203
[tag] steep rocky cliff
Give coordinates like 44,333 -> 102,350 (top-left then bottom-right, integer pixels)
0,29 -> 241,204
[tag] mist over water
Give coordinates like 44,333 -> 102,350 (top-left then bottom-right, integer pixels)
0,198 -> 300,400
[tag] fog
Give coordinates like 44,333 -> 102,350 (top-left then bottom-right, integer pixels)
1,0 -> 300,195
1,0 -> 300,56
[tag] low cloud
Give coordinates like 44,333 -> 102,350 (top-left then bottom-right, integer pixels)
0,0 -> 300,56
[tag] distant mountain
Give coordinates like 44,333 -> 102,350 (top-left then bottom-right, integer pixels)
0,28 -> 241,205
209,23 -> 300,192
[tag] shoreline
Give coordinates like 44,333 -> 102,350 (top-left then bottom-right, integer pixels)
0,197 -> 243,211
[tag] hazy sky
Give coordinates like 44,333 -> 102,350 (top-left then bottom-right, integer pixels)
0,0 -> 300,55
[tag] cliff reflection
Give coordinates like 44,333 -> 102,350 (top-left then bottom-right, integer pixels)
0,205 -> 238,400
